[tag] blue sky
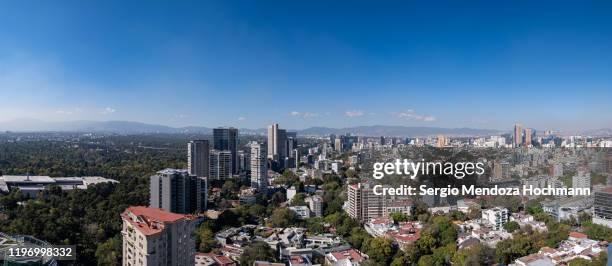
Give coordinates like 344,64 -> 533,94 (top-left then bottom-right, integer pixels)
1,1 -> 611,130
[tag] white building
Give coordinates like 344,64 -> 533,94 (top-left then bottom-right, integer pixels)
0,175 -> 118,197
572,170 -> 591,190
289,206 -> 311,219
286,187 -> 297,202
481,207 -> 509,230
250,142 -> 268,190
305,195 -> 323,217
209,150 -> 232,180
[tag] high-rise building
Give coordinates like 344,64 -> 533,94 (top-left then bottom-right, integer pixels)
524,128 -> 532,147
213,128 -> 238,174
593,187 -> 612,228
492,161 -> 511,180
347,183 -> 384,221
250,142 -> 268,190
121,206 -> 196,266
187,140 -> 209,178
334,138 -> 342,152
267,124 -> 288,163
514,123 -> 523,148
286,132 -> 297,157
436,135 -> 447,148
549,163 -> 564,177
572,170 -> 591,190
238,150 -> 250,172
209,150 -> 232,180
150,169 -> 207,214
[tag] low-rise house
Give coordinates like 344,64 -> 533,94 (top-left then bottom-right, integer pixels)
195,253 -> 236,266
510,213 -> 547,232
325,249 -> 366,266
514,253 -> 554,266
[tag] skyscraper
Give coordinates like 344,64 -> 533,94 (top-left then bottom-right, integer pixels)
436,135 -> 447,148
188,140 -> 209,178
250,142 -> 268,190
150,169 -> 207,213
267,124 -> 278,160
213,128 -> 238,174
267,123 -> 288,168
524,128 -> 532,147
209,150 -> 232,180
286,131 -> 298,158
514,123 -> 523,148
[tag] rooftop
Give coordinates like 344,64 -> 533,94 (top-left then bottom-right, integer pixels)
121,206 -> 191,236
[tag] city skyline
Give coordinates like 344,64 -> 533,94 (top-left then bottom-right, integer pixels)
1,1 -> 612,130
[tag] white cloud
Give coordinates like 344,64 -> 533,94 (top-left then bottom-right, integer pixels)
345,110 -> 364,117
289,111 -> 318,119
392,109 -> 436,122
55,110 -> 74,115
100,107 -> 116,115
238,117 -> 246,121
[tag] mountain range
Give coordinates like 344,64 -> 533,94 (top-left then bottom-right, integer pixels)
1,119 -> 608,137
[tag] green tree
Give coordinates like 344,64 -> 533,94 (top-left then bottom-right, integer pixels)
418,255 -> 434,266
239,241 -> 277,266
390,212 -> 410,222
269,208 -> 298,228
195,226 -> 216,252
364,237 -> 395,264
95,235 -> 121,266
504,221 -> 520,233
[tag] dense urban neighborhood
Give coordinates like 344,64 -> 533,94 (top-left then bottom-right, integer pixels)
0,123 -> 610,265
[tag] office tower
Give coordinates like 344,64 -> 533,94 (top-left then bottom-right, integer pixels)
329,134 -> 336,149
238,150 -> 250,172
321,143 -> 327,159
436,135 -> 446,148
250,142 -> 268,190
524,128 -> 532,147
593,187 -> 612,228
514,123 -> 523,148
209,150 -> 232,180
213,128 -> 238,174
286,132 -> 297,158
343,134 -> 358,151
150,169 -> 207,214
187,140 -> 210,178
335,138 -> 342,152
572,170 -> 591,190
267,123 -> 287,161
122,206 -> 196,266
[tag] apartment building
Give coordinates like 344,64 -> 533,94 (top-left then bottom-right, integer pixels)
121,206 -> 196,266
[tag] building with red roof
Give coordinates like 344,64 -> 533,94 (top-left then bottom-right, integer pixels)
121,206 -> 197,266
